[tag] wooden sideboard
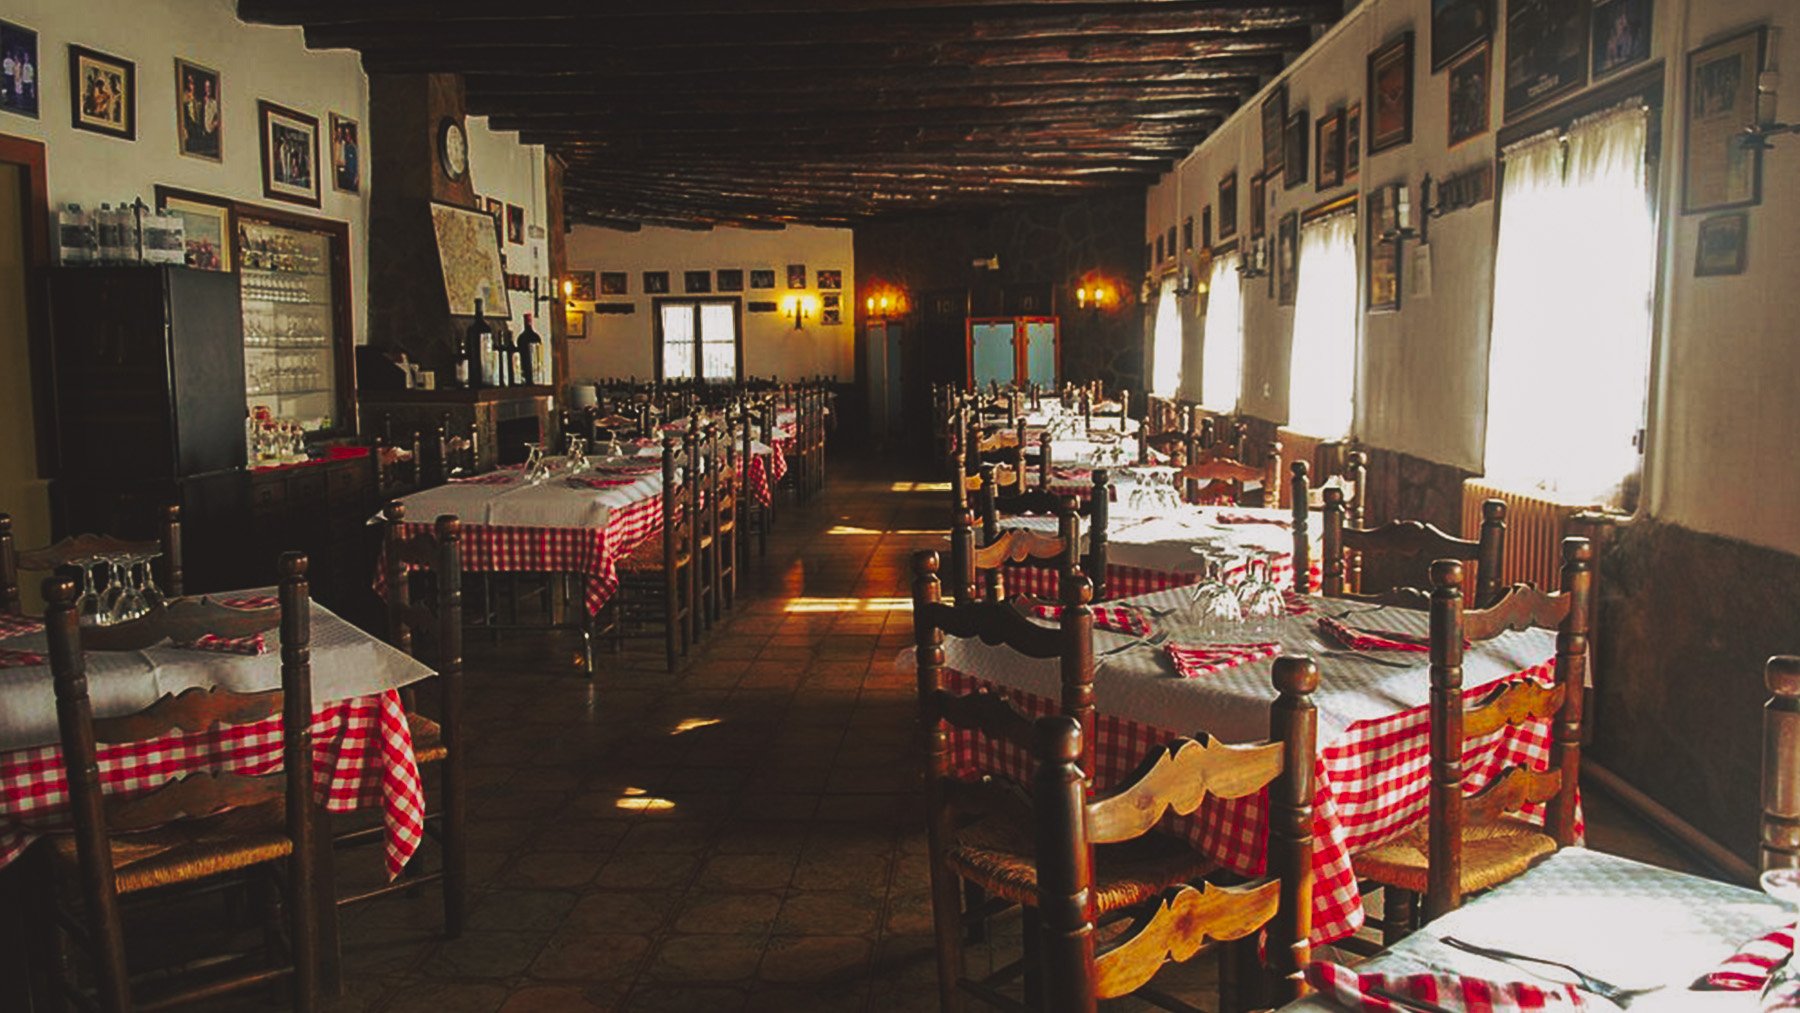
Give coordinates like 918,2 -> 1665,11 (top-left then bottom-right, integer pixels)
359,387 -> 558,470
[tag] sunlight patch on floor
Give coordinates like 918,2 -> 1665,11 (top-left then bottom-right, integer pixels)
672,717 -> 723,734
616,786 -> 677,811
783,596 -> 911,613
890,481 -> 949,493
829,525 -> 943,536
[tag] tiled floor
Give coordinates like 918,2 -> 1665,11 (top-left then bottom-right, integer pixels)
134,456 -> 1700,1012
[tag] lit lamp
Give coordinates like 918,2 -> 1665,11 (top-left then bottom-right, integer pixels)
562,278 -> 575,306
1074,282 -> 1113,310
783,293 -> 816,330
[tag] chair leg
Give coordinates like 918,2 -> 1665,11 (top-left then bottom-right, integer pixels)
664,574 -> 680,673
961,881 -> 988,943
1021,907 -> 1044,1010
1382,887 -> 1416,946
927,857 -> 967,1013
287,844 -> 319,1012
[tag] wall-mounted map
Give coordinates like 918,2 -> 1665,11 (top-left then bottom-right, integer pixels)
429,200 -> 507,315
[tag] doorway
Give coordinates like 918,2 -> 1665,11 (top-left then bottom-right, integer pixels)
0,136 -> 49,612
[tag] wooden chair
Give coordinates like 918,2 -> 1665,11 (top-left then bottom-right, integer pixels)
1291,462 -> 1314,594
2,505 -> 185,614
1321,488 -> 1508,609
711,417 -> 742,615
1353,538 -> 1591,936
991,469 -> 1113,603
31,554 -> 319,1012
693,423 -> 739,629
1177,441 -> 1282,507
366,506 -> 467,937
952,491 -> 1080,607
737,400 -> 772,560
1762,655 -> 1800,872
614,434 -> 697,671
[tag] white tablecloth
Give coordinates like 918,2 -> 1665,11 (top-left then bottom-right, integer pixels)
396,467 -> 665,531
999,504 -> 1305,579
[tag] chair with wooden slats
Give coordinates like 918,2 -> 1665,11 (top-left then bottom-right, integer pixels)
2,505 -> 185,615
711,416 -> 742,615
614,434 -> 698,671
1177,440 -> 1283,508
951,489 -> 1081,608
364,507 -> 467,936
29,554 -> 319,1012
1321,487 -> 1508,609
1291,462 -> 1315,594
1762,655 -> 1800,872
1352,538 -> 1591,939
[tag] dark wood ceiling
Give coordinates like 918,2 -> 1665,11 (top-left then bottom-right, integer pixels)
238,1 -> 1342,229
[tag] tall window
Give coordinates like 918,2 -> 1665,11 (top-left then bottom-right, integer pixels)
1485,105 -> 1652,504
1287,211 -> 1358,438
657,299 -> 741,382
1149,282 -> 1182,398
1200,253 -> 1243,411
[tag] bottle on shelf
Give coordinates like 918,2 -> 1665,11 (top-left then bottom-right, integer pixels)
495,322 -> 517,387
518,313 -> 542,386
464,299 -> 494,388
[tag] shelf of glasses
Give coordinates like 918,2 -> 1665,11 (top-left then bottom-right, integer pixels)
248,386 -> 334,398
241,265 -> 328,278
245,340 -> 332,350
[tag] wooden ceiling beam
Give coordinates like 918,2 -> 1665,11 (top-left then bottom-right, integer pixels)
469,82 -> 1250,118
243,0 -> 1331,27
490,100 -> 1234,135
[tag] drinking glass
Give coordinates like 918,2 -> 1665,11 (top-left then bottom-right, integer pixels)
96,556 -> 129,626
1761,868 -> 1800,1009
1240,557 -> 1287,637
1189,560 -> 1243,637
109,555 -> 150,625
76,560 -> 102,627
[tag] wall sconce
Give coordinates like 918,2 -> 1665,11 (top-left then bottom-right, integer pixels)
1074,282 -> 1115,310
1239,236 -> 1271,277
782,293 -> 817,330
864,287 -> 908,319
1743,66 -> 1800,148
561,278 -> 575,308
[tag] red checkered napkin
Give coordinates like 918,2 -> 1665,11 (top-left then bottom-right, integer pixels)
219,595 -> 279,609
1698,926 -> 1795,990
1304,961 -> 1587,1012
1216,512 -> 1293,527
1317,615 -> 1431,653
1031,604 -> 1150,637
1282,591 -> 1315,616
0,614 -> 43,640
1164,640 -> 1280,679
179,633 -> 267,656
566,476 -> 639,489
1052,466 -> 1093,482
0,648 -> 46,669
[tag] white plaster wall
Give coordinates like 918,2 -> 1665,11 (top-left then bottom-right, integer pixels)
563,223 -> 855,382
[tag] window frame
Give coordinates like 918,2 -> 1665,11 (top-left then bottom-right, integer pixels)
652,296 -> 744,383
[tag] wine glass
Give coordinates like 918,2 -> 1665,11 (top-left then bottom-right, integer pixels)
1240,557 -> 1287,637
1760,868 -> 1800,1008
76,559 -> 102,627
96,556 -> 130,626
1189,560 -> 1244,637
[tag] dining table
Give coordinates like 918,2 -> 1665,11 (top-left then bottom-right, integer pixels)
1277,847 -> 1788,1011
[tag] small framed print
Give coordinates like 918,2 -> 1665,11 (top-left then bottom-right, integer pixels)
0,21 -> 39,119
643,271 -> 670,294
1592,0 -> 1652,79
565,308 -> 587,339
684,270 -> 711,294
329,112 -> 360,192
1261,82 -> 1288,174
568,271 -> 596,300
747,300 -> 779,313
1283,109 -> 1310,189
1682,27 -> 1765,214
1447,45 -> 1491,147
1249,173 -> 1268,240
1218,171 -> 1238,239
1315,111 -> 1345,191
750,269 -> 776,289
1432,0 -> 1495,71
1694,212 -> 1748,276
1182,216 -> 1194,252
1155,234 -> 1165,263
70,45 -> 135,140
1201,205 -> 1212,249
817,269 -> 842,290
1276,212 -> 1299,306
786,264 -> 807,289
1166,225 -> 1177,260
1367,32 -> 1415,155
717,268 -> 744,292
821,292 -> 842,325
154,186 -> 233,273
1366,187 -> 1402,312
1345,103 -> 1362,179
257,100 -> 320,207
506,204 -> 525,245
174,58 -> 220,160
1503,0 -> 1589,122
599,271 -> 627,296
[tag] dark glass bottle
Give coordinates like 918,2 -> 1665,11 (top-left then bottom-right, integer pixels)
518,313 -> 542,386
464,298 -> 494,388
495,322 -> 516,386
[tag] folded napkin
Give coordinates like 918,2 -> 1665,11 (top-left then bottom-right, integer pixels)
219,595 -> 279,609
1165,641 -> 1280,679
1281,591 -> 1315,616
179,632 -> 267,655
1215,511 -> 1294,527
1031,603 -> 1150,637
0,647 -> 46,669
449,472 -> 515,486
1304,961 -> 1587,1012
0,614 -> 43,640
1317,615 -> 1431,652
1051,466 -> 1093,482
1699,927 -> 1795,990
566,476 -> 640,489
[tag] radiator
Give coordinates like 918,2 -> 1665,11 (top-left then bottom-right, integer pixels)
1462,481 -> 1577,591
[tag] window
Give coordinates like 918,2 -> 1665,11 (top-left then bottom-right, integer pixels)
656,299 -> 742,382
1148,281 -> 1182,397
1200,253 -> 1243,411
1484,105 -> 1653,504
1286,211 -> 1358,438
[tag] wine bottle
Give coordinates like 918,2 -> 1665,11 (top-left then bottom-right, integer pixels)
518,313 -> 542,386
465,299 -> 494,388
496,323 -> 517,386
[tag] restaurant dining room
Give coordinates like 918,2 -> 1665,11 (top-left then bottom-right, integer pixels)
0,0 -> 1796,1010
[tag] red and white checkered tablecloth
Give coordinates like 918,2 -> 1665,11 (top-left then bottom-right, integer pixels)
0,689 -> 425,879
746,438 -> 790,508
942,657 -> 1577,946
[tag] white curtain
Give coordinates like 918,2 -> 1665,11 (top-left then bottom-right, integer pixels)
1485,106 -> 1652,504
1287,212 -> 1359,438
660,303 -> 696,380
1149,282 -> 1182,397
699,303 -> 737,381
1200,254 -> 1243,411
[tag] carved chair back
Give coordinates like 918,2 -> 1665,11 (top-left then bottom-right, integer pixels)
1322,488 -> 1506,608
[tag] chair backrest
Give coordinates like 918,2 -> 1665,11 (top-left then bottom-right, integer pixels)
955,492 -> 1081,607
992,470 -> 1112,602
1323,488 -> 1506,608
6,506 -> 185,612
1177,440 -> 1281,507
379,503 -> 464,675
1,514 -> 17,613
1291,462 -> 1313,594
662,434 -> 694,565
1034,656 -> 1319,1011
1763,656 -> 1800,872
1421,537 -> 1590,920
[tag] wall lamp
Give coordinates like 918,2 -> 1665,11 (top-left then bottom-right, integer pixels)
864,286 -> 908,319
782,293 -> 817,330
1743,67 -> 1798,148
1074,282 -> 1115,310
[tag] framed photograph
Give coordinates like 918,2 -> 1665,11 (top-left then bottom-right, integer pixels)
1218,171 -> 1238,239
1315,111 -> 1345,191
598,271 -> 626,296
1345,103 -> 1362,179
1367,32 -> 1415,155
1503,0 -> 1590,122
566,271 -> 596,300
483,196 -> 502,220
154,186 -> 233,273
821,292 -> 842,325
1261,83 -> 1288,174
1447,45 -> 1492,147
505,204 -> 525,245
257,100 -> 320,207
786,263 -> 807,289
643,271 -> 670,295
329,112 -> 359,192
684,270 -> 711,294
174,58 -> 220,160
1182,216 -> 1194,252
566,308 -> 587,339
1155,234 -> 1165,263
1283,109 -> 1310,189
1366,187 -> 1402,312
1592,0 -> 1651,79
0,21 -> 38,118
1682,26 -> 1764,214
750,269 -> 775,289
70,45 -> 135,140
817,269 -> 842,290
1201,205 -> 1212,249
1694,212 -> 1748,276
1249,173 -> 1268,240
1276,212 -> 1299,305
1433,0 -> 1495,71
717,268 -> 744,292
1166,226 -> 1177,260
748,300 -> 779,314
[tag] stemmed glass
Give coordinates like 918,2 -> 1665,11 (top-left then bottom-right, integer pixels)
565,436 -> 588,473
522,443 -> 548,483
1760,868 -> 1800,1008
1188,560 -> 1244,637
97,556 -> 130,624
75,558 -> 102,626
1240,556 -> 1287,638
108,554 -> 150,625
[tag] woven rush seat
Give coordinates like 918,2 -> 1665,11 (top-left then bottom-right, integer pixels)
48,799 -> 292,895
1353,815 -> 1557,896
408,711 -> 446,764
617,536 -> 689,573
945,810 -> 1218,912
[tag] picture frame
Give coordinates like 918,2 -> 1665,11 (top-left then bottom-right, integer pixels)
684,270 -> 711,294
1276,211 -> 1299,306
750,269 -> 776,289
329,112 -> 360,193
821,292 -> 842,325
1314,111 -> 1345,191
1682,26 -> 1765,214
1283,108 -> 1310,189
69,44 -> 135,140
0,21 -> 39,119
1503,0 -> 1591,122
1344,103 -> 1362,179
1432,0 -> 1495,72
748,300 -> 779,314
505,204 -> 525,245
1261,83 -> 1288,174
1694,212 -> 1748,276
1201,205 -> 1212,249
599,271 -> 627,296
717,268 -> 744,292
817,269 -> 842,290
1365,187 -> 1402,312
1591,0 -> 1652,79
594,303 -> 634,316
568,270 -> 596,300
174,58 -> 220,161
643,271 -> 670,295
1447,45 -> 1492,147
1182,216 -> 1194,252
427,200 -> 507,316
1218,171 -> 1238,239
257,100 -> 320,207
786,264 -> 807,289
1155,234 -> 1165,263
1367,32 -> 1415,155
153,185 -> 233,273
1249,173 -> 1268,240
566,308 -> 587,339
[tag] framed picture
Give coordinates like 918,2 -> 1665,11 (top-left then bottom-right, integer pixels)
786,264 -> 807,289
329,112 -> 359,193
427,201 -> 506,316
505,204 -> 525,245
750,269 -> 775,289
1218,171 -> 1238,239
1366,187 -> 1402,312
174,58 -> 220,160
1682,26 -> 1764,214
1345,103 -> 1362,179
1694,212 -> 1748,276
599,271 -> 627,296
568,271 -> 596,300
748,300 -> 779,313
1182,217 -> 1194,252
684,270 -> 711,294
154,186 -> 233,273
1283,109 -> 1310,189
1276,212 -> 1299,306
1315,111 -> 1345,191
1367,32 -> 1415,155
821,292 -> 842,325
483,196 -> 502,220
1261,83 -> 1288,174
257,100 -> 320,207
1155,234 -> 1165,263
1432,0 -> 1495,71
817,269 -> 842,290
566,308 -> 587,339
643,271 -> 670,294
595,303 -> 634,316
70,45 -> 135,140
1249,173 -> 1268,239
1503,0 -> 1590,122
1447,45 -> 1492,147
1592,0 -> 1652,79
717,269 -> 744,292
1201,205 -> 1212,249
1165,226 -> 1177,260
0,21 -> 38,118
